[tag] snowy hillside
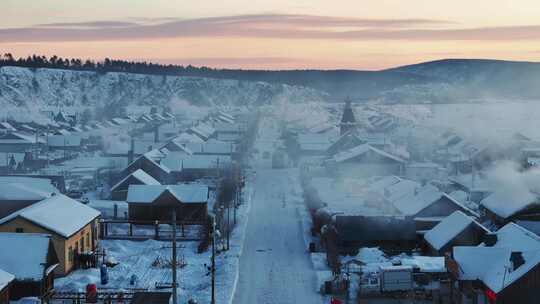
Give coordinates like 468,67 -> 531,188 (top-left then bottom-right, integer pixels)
0,66 -> 325,109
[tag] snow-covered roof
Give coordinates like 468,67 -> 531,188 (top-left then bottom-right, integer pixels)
111,169 -> 161,191
216,133 -> 241,142
0,268 -> 14,290
332,144 -> 404,163
189,123 -> 216,140
454,223 -> 540,293
174,132 -> 205,144
449,174 -> 494,192
214,113 -> 236,124
185,140 -> 235,155
401,256 -> 446,273
0,194 -> 100,238
112,118 -> 128,125
392,184 -> 442,215
47,135 -> 82,147
0,122 -> 16,131
161,153 -> 232,171
490,223 -> 540,252
126,155 -> 171,174
217,111 -> 235,121
0,183 -> 53,201
453,246 -> 510,284
0,132 -> 44,144
0,176 -> 59,194
425,211 -> 480,251
376,179 -> 420,203
367,176 -> 402,192
481,190 -> 537,219
127,184 -> 209,204
144,148 -> 167,161
0,233 -> 54,281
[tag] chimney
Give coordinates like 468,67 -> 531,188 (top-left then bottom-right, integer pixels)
154,124 -> 159,143
510,251 -> 525,271
127,137 -> 134,164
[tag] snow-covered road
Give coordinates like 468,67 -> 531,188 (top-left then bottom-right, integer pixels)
233,116 -> 323,304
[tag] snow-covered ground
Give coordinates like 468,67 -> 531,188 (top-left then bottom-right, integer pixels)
55,166 -> 255,304
233,115 -> 323,304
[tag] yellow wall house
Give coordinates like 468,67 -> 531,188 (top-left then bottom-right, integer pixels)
0,194 -> 100,276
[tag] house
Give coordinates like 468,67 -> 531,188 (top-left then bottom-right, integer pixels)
325,130 -> 366,156
310,176 -> 478,252
161,153 -> 232,181
452,223 -> 540,304
480,189 -> 540,226
171,132 -> 205,144
187,123 -> 215,141
0,268 -> 14,304
405,162 -> 447,183
326,144 -> 405,178
47,134 -> 82,151
185,140 -> 236,156
126,185 -> 209,222
0,132 -> 43,152
0,233 -> 58,301
393,186 -> 479,232
0,175 -> 63,194
0,194 -> 100,275
161,139 -> 194,155
214,122 -> 245,143
0,183 -> 53,219
423,211 -> 489,256
296,132 -> 335,156
120,155 -> 171,184
110,169 -> 161,200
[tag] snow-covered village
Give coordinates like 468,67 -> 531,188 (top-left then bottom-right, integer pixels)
2,1 -> 540,304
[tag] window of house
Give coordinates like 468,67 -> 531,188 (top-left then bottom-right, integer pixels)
80,238 -> 84,252
15,228 -> 23,233
86,233 -> 90,248
68,246 -> 73,262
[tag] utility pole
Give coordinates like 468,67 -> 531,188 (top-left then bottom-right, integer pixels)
233,186 -> 237,225
172,209 -> 178,304
227,200 -> 230,250
211,219 -> 216,304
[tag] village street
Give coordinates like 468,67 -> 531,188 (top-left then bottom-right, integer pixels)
233,117 -> 323,304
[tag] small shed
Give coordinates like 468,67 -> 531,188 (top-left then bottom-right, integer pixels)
127,185 -> 209,222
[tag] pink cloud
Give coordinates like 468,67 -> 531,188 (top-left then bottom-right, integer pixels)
0,14 -> 538,42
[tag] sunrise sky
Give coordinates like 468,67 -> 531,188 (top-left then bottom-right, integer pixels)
2,0 -> 540,70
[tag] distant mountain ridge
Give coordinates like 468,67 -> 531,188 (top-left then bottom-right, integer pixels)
0,66 -> 325,111
1,58 -> 539,109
